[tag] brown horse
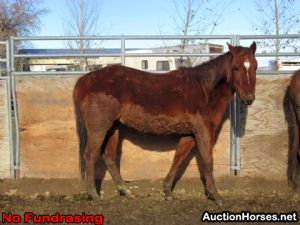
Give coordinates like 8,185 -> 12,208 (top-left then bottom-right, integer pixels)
73,42 -> 257,205
289,69 -> 300,189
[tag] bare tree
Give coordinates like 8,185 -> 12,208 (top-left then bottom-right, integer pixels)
252,0 -> 300,69
64,0 -> 101,69
0,0 -> 47,56
168,0 -> 231,67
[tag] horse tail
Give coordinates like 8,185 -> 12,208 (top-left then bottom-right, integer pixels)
74,96 -> 87,180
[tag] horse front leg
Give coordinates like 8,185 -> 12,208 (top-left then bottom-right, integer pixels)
195,132 -> 222,205
163,136 -> 195,201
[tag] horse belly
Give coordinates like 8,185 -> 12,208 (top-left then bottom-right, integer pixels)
119,104 -> 192,135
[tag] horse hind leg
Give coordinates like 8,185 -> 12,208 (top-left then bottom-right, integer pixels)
103,128 -> 133,198
84,129 -> 110,199
163,136 -> 195,201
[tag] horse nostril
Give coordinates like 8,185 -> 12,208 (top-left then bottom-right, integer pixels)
246,99 -> 253,105
242,95 -> 255,105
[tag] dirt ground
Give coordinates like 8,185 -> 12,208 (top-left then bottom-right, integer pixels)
0,176 -> 300,225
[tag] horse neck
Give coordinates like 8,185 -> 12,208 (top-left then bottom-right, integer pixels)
207,81 -> 234,127
192,52 -> 232,94
213,81 -> 234,106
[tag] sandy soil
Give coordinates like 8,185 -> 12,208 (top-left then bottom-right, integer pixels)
0,176 -> 300,225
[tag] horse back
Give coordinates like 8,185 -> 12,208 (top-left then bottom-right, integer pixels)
74,65 -> 206,116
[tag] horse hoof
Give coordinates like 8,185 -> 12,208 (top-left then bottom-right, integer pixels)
164,195 -> 173,201
206,192 -> 223,206
117,185 -> 133,198
288,179 -> 297,190
89,191 -> 101,201
214,198 -> 223,206
121,189 -> 134,198
74,191 -> 98,201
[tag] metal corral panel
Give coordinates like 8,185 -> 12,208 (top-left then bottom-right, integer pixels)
0,79 -> 11,178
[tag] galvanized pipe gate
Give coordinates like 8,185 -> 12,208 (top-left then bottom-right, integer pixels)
4,34 -> 300,178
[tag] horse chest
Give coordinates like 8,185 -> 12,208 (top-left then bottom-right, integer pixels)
119,104 -> 193,135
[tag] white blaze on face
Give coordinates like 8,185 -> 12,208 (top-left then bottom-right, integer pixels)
244,59 -> 251,86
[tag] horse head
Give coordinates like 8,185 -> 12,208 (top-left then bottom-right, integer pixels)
227,41 -> 257,105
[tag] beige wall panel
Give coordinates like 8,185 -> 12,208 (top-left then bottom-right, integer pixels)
0,79 -> 11,178
240,75 -> 292,179
17,75 -> 230,179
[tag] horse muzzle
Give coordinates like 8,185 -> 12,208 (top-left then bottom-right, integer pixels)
241,94 -> 255,105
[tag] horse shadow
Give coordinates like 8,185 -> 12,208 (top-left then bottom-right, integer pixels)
239,100 -> 248,138
94,101 -> 249,194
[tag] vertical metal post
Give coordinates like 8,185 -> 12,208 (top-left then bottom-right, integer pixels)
230,96 -> 237,174
121,35 -> 125,66
5,40 -> 14,178
9,36 -> 20,179
230,35 -> 241,175
235,36 -> 241,174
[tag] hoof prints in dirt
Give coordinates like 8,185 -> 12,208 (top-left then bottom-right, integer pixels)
0,177 -> 300,225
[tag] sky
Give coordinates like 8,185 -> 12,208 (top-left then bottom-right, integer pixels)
33,0 -> 249,47
33,0 -> 299,49
40,0 -> 254,35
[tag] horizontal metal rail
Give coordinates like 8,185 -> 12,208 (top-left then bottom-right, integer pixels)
255,53 -> 300,57
257,70 -> 295,75
13,52 -> 222,58
14,52 -> 300,58
240,34 -> 300,39
13,53 -> 122,58
12,35 -> 234,41
14,71 -> 87,76
0,76 -> 9,80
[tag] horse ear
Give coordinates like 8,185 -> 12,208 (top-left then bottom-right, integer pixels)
250,41 -> 256,54
227,42 -> 237,55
